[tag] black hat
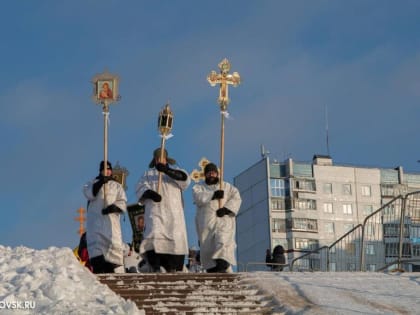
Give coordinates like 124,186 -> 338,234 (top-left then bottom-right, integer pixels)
99,160 -> 112,172
204,162 -> 218,175
149,148 -> 176,168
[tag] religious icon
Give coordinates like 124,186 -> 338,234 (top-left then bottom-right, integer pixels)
127,203 -> 145,253
135,214 -> 145,232
98,80 -> 113,100
91,71 -> 120,105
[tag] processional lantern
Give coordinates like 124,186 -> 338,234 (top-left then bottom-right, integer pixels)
158,103 -> 174,136
157,103 -> 174,192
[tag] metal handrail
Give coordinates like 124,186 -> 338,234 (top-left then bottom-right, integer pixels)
244,261 -> 289,272
377,258 -> 420,272
290,246 -> 329,271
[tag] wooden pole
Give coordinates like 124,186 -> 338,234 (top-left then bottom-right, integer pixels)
157,136 -> 166,193
103,101 -> 109,201
219,112 -> 225,208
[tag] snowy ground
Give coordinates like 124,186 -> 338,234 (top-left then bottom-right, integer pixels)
245,272 -> 420,315
1,245 -> 419,315
0,246 -> 143,315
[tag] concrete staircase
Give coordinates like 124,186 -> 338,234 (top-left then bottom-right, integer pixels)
98,273 -> 274,314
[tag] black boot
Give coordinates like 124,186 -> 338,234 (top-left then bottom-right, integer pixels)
146,250 -> 161,272
207,259 -> 229,273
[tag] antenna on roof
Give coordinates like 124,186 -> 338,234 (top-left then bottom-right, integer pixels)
325,105 -> 330,156
260,144 -> 270,159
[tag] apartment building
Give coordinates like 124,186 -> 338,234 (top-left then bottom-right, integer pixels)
234,155 -> 420,266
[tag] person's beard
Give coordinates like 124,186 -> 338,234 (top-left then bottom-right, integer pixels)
205,176 -> 219,185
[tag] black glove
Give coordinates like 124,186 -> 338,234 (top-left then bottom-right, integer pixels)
216,207 -> 234,217
102,204 -> 123,215
166,168 -> 188,181
212,190 -> 224,200
156,163 -> 187,181
155,163 -> 169,173
141,189 -> 162,202
92,176 -> 113,197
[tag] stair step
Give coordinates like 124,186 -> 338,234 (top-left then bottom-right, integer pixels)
98,273 -> 274,315
139,305 -> 273,314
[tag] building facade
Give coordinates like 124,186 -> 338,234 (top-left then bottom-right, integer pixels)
234,155 -> 420,268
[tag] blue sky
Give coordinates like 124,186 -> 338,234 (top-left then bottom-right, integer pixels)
1,1 -> 420,250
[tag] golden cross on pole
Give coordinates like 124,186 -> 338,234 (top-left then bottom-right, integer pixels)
75,207 -> 86,236
190,157 -> 211,183
207,58 -> 241,206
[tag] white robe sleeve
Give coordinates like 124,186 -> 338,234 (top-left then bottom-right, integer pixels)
223,183 -> 242,215
192,184 -> 214,207
136,171 -> 153,202
169,167 -> 190,191
83,180 -> 96,201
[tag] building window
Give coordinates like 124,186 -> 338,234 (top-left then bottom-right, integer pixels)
342,183 -> 352,195
291,218 -> 318,232
329,262 -> 336,271
343,204 -> 353,215
294,179 -> 316,191
366,244 -> 375,255
361,185 -> 371,197
383,204 -> 396,216
295,238 -> 319,250
413,245 -> 420,257
271,198 -> 285,210
324,222 -> 334,234
272,218 -> 285,233
270,179 -> 289,197
381,184 -> 394,196
383,224 -> 399,238
346,243 -> 356,255
385,243 -> 411,257
366,223 -> 375,237
272,238 -> 288,250
363,205 -> 374,216
367,264 -> 376,272
323,183 -> 332,194
343,223 -> 354,233
347,263 -> 356,271
323,202 -> 333,214
296,198 -> 317,210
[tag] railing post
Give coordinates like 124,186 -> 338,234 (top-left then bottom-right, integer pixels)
398,195 -> 407,271
360,221 -> 366,271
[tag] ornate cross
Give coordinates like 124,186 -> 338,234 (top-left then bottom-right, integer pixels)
190,157 -> 211,183
207,59 -> 241,207
207,58 -> 241,111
